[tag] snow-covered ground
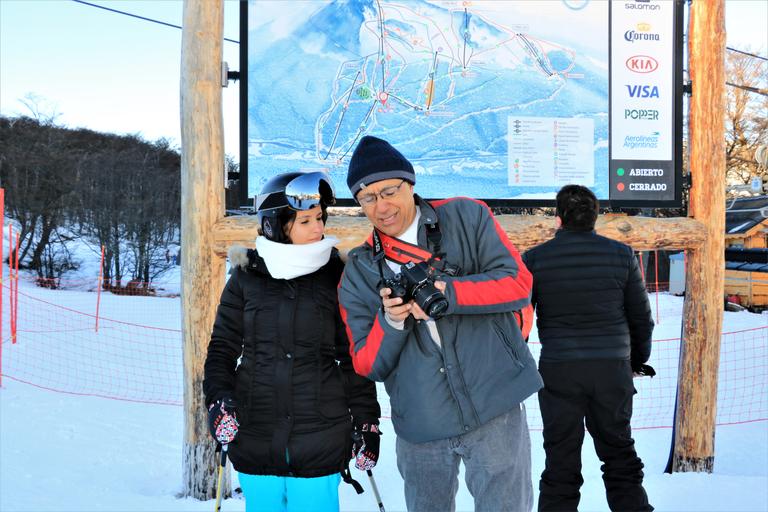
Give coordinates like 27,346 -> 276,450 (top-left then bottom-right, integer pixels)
1,275 -> 766,511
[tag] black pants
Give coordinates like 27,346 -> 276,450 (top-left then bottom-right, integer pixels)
537,359 -> 652,512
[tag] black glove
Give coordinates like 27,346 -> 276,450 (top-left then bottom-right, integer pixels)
208,397 -> 239,444
352,423 -> 381,471
632,363 -> 656,378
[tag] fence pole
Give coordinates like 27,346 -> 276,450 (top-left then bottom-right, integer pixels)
8,225 -> 14,344
0,188 -> 4,387
95,245 -> 104,332
654,249 -> 660,325
12,233 -> 18,344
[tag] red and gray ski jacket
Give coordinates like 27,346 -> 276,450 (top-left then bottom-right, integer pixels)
338,196 -> 543,443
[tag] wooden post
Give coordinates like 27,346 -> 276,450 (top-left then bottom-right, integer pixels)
673,0 -> 726,473
180,0 -> 228,499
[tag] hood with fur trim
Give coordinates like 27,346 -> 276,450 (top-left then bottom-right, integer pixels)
227,245 -> 269,275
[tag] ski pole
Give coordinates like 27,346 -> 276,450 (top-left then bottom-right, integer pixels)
366,469 -> 385,512
214,444 -> 229,512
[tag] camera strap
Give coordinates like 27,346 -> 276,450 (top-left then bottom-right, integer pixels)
369,229 -> 439,266
368,220 -> 460,282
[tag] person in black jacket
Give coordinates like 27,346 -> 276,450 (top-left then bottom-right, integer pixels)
203,171 -> 380,512
522,185 -> 654,512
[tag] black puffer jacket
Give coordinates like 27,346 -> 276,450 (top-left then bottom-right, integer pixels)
522,229 -> 654,366
203,247 -> 380,478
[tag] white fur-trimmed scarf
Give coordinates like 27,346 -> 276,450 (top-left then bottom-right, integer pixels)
247,236 -> 339,279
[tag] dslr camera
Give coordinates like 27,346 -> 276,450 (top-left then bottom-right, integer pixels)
383,261 -> 449,319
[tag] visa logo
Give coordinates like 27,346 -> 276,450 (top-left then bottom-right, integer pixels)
626,84 -> 660,98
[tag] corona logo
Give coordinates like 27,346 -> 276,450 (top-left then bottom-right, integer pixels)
624,29 -> 661,42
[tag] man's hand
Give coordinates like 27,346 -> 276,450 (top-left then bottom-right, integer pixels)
382,280 -> 448,322
632,363 -> 656,378
380,287 -> 411,322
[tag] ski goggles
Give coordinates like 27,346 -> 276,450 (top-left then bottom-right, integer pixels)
284,171 -> 336,210
255,171 -> 336,213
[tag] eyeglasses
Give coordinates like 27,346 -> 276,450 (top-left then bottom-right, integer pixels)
357,180 -> 407,207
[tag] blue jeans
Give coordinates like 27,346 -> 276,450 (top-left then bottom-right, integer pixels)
396,405 -> 533,512
238,473 -> 341,512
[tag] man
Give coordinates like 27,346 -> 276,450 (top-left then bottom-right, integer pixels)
522,184 -> 655,512
338,135 -> 543,511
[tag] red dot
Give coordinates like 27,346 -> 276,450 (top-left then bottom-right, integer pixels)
617,183 -> 625,191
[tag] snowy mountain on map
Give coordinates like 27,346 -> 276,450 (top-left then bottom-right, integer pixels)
248,0 -> 608,198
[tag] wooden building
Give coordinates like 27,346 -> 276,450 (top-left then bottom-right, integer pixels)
724,196 -> 768,307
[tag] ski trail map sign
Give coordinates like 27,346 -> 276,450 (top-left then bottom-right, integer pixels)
243,0 -> 683,207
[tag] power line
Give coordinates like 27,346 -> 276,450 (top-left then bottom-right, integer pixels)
727,46 -> 768,62
71,0 -> 239,44
726,82 -> 768,96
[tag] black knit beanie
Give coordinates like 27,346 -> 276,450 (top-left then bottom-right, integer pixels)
347,136 -> 415,196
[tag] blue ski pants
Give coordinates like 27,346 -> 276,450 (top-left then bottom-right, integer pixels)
238,472 -> 341,512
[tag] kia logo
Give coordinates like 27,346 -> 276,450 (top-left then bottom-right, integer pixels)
626,55 -> 659,73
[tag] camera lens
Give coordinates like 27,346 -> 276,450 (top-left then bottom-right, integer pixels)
412,284 -> 449,320
426,297 -> 449,319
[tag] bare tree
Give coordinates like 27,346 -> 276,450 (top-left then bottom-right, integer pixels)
123,139 -> 181,286
16,93 -> 61,126
725,48 -> 768,192
1,112 -> 181,288
0,116 -> 78,278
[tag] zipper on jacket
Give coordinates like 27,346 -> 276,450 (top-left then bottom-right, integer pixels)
434,319 -> 471,430
492,321 -> 525,369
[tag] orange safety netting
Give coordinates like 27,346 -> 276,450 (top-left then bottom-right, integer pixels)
1,280 -> 766,431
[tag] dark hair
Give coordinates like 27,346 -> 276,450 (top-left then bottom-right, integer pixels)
556,185 -> 598,231
257,205 -> 331,242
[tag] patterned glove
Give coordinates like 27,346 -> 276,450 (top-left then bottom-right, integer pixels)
207,397 -> 239,444
352,423 -> 381,471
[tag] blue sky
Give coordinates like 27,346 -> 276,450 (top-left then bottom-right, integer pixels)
0,0 -> 241,155
1,0 -> 765,161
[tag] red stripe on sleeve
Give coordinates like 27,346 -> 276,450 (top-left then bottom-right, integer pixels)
452,275 -> 530,306
433,197 -> 532,307
338,284 -> 384,377
352,315 -> 384,376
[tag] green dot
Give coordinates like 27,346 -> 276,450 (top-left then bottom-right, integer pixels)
617,168 -> 625,176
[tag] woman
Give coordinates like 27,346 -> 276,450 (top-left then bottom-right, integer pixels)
203,171 -> 381,512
